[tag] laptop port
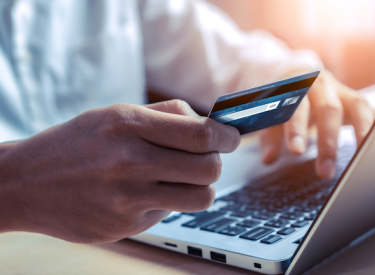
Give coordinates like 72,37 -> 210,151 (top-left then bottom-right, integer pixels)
254,263 -> 262,269
210,251 -> 226,263
187,246 -> 202,257
164,242 -> 177,248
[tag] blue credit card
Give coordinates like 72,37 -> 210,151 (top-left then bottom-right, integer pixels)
208,71 -> 320,135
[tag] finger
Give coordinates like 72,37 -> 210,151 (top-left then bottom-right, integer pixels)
283,97 -> 310,155
135,105 -> 241,154
149,183 -> 216,213
339,89 -> 375,145
308,75 -> 343,179
259,125 -> 283,164
146,99 -> 199,117
145,145 -> 222,185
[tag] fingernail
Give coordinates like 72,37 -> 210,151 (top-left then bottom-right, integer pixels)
319,158 -> 336,179
291,136 -> 305,154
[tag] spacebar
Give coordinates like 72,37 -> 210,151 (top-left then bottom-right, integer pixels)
182,212 -> 224,228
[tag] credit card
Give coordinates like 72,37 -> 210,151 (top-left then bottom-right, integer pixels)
208,71 -> 320,135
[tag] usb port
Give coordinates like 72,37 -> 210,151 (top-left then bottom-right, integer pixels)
187,246 -> 202,257
164,242 -> 177,248
210,251 -> 226,263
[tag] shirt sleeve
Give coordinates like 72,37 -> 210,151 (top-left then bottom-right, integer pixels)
138,0 -> 323,111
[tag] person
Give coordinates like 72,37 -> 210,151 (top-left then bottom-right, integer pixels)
0,0 -> 373,244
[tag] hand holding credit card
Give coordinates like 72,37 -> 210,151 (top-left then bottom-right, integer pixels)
208,71 -> 320,135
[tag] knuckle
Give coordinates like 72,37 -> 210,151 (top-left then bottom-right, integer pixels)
108,146 -> 151,182
319,137 -> 337,157
201,186 -> 216,209
229,130 -> 241,152
112,185 -> 151,216
352,94 -> 369,108
102,104 -> 141,135
319,102 -> 343,117
107,104 -> 129,122
194,186 -> 216,211
107,194 -> 134,219
104,104 -> 129,126
161,99 -> 192,115
190,119 -> 214,152
170,99 -> 189,110
204,152 -> 222,184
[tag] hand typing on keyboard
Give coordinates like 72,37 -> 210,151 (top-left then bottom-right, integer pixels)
259,69 -> 374,179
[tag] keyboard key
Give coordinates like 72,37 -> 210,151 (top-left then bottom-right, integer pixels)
265,219 -> 289,228
240,227 -> 274,241
252,211 -> 276,220
305,214 -> 317,221
220,203 -> 242,211
261,235 -> 282,244
236,220 -> 260,228
162,215 -> 180,223
218,208 -> 231,214
218,194 -> 236,201
280,210 -> 304,220
182,211 -> 208,217
230,210 -> 252,218
182,212 -> 224,228
246,204 -> 263,210
292,220 -> 309,228
268,205 -> 290,212
219,226 -> 247,236
295,205 -> 318,212
236,196 -> 253,204
201,218 -> 236,232
307,200 -> 322,207
251,209 -> 276,220
277,227 -> 296,235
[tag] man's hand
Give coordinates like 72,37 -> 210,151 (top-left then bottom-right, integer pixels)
0,100 -> 240,243
260,69 -> 374,179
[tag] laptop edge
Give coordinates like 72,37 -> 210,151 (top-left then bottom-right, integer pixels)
286,119 -> 375,274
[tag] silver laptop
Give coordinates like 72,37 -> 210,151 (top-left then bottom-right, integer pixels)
129,121 -> 375,274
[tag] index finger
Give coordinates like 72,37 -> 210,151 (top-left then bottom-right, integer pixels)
309,76 -> 343,179
146,99 -> 200,117
137,105 -> 241,154
339,88 -> 374,145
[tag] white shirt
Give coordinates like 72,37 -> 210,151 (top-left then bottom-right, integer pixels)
0,0 -> 322,143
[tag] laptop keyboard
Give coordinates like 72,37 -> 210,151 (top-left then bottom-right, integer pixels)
162,145 -> 356,245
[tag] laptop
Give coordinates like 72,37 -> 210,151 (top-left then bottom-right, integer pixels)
129,119 -> 375,274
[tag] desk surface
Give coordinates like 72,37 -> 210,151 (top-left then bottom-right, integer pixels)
1,230 -> 375,275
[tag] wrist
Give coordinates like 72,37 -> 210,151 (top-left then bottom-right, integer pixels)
0,141 -> 29,233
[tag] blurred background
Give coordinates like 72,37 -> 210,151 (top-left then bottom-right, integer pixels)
208,0 -> 375,90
